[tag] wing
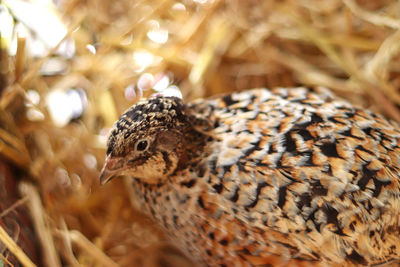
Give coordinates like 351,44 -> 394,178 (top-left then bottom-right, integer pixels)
204,87 -> 400,265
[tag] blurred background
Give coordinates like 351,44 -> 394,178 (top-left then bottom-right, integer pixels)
0,0 -> 400,266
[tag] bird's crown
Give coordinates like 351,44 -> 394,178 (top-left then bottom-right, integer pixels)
106,96 -> 189,157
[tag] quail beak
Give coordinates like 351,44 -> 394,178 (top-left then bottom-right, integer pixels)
99,155 -> 124,185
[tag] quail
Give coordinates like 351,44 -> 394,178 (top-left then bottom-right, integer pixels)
100,87 -> 400,266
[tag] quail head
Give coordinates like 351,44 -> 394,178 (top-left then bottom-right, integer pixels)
100,87 -> 400,266
100,96 -> 210,185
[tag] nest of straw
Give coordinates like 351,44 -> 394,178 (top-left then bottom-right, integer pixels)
0,0 -> 400,266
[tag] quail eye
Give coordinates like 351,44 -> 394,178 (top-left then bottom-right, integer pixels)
136,139 -> 149,152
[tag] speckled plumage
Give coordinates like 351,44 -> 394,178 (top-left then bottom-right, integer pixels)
100,87 -> 400,266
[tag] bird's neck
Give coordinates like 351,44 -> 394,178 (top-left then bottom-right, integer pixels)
175,127 -> 211,173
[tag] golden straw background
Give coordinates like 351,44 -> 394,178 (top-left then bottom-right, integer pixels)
1,0 -> 400,266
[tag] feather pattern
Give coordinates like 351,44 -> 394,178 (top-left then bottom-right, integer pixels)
102,87 -> 400,266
